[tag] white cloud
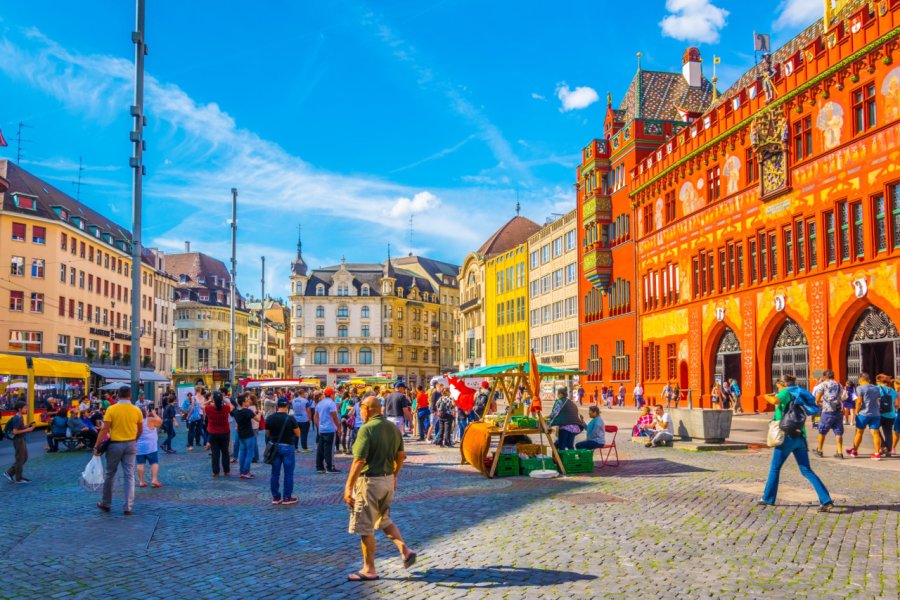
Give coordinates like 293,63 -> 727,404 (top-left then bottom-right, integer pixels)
388,191 -> 440,219
531,92 -> 546,101
659,0 -> 729,44
555,83 -> 599,112
773,0 -> 821,30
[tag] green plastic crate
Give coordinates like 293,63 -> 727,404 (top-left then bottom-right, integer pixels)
494,453 -> 520,477
520,456 -> 558,476
558,449 -> 595,474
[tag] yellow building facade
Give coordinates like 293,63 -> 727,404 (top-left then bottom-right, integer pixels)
485,241 -> 530,365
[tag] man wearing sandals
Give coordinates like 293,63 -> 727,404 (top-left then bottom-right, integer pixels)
344,395 -> 417,582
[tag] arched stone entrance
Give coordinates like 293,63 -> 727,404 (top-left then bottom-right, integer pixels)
771,318 -> 809,389
846,306 -> 900,380
713,327 -> 741,387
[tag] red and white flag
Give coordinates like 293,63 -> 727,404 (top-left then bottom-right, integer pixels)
0,129 -> 7,147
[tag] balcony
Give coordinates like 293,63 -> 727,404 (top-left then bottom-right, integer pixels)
583,246 -> 612,291
459,297 -> 481,312
581,190 -> 612,227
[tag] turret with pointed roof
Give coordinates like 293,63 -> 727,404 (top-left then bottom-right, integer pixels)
291,224 -> 308,276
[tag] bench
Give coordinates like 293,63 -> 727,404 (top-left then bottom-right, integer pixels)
51,434 -> 89,451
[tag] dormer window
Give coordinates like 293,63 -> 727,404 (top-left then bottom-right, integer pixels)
12,194 -> 37,210
361,284 -> 370,296
396,287 -> 403,297
52,206 -> 68,221
198,277 -> 206,285
199,291 -> 210,302
316,284 -> 325,296
88,225 -> 100,237
179,274 -> 189,284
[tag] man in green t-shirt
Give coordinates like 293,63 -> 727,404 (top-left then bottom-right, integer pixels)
344,394 -> 416,581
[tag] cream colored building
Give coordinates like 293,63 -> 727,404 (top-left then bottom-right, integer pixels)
247,298 -> 288,379
527,209 -> 579,370
166,249 -> 249,389
457,253 -> 485,370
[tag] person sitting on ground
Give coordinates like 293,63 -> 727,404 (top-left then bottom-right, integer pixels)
645,405 -> 674,448
632,405 -> 654,437
575,406 -> 605,450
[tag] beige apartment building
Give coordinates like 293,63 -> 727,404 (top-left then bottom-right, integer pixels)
247,298 -> 288,379
0,160 -> 171,383
167,249 -> 249,389
528,209 -> 579,371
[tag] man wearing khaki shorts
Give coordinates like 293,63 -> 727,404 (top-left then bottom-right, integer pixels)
344,394 -> 417,582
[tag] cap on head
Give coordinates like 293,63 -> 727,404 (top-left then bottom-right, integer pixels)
481,381 -> 490,388
324,387 -> 335,397
396,382 -> 407,389
276,397 -> 290,408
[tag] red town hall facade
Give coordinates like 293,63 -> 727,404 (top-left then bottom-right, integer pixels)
578,1 -> 900,411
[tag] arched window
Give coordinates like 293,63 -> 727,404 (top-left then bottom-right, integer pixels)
338,324 -> 348,337
337,305 -> 349,318
294,305 -> 302,318
314,348 -> 328,364
359,347 -> 373,365
337,347 -> 350,364
361,284 -> 370,296
315,305 -> 325,318
316,284 -> 325,296
361,306 -> 370,319
295,281 -> 304,294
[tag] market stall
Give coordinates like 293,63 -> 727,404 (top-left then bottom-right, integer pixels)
455,359 -> 583,478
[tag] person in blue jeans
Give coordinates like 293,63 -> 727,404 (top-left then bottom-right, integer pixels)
232,394 -> 260,479
186,393 -> 205,451
760,374 -> 833,512
265,398 -> 300,505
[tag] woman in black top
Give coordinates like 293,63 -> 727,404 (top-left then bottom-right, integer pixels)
160,395 -> 179,454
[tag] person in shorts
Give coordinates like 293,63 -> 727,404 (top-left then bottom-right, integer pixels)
847,372 -> 883,459
136,405 -> 163,488
812,370 -> 844,458
344,395 -> 416,581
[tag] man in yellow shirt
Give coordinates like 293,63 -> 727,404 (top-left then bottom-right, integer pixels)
94,386 -> 143,515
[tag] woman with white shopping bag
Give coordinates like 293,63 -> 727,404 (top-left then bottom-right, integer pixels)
758,374 -> 834,512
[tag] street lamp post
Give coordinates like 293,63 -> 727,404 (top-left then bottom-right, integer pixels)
129,0 -> 147,401
230,188 -> 237,392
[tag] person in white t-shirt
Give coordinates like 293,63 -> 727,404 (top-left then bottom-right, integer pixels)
645,405 -> 674,448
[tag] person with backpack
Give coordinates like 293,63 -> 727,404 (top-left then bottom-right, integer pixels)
4,402 -> 35,483
812,370 -> 845,458
434,387 -> 456,448
186,392 -> 205,451
759,374 -> 833,512
875,374 -> 897,459
847,372 -> 883,459
729,378 -> 743,414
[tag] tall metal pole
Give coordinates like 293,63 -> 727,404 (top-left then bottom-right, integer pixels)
260,256 -> 265,377
230,188 -> 237,392
129,0 -> 147,401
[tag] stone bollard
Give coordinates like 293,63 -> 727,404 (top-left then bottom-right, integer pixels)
669,408 -> 733,443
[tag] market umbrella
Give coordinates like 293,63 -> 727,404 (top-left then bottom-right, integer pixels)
528,350 -> 558,479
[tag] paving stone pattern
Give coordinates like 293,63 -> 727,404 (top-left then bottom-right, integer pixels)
0,434 -> 897,599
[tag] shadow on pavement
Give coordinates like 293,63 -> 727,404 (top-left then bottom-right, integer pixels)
593,457 -> 713,478
406,565 -> 597,588
835,503 -> 900,513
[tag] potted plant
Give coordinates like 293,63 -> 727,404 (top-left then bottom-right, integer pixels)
100,350 -> 110,364
113,352 -> 123,365
142,355 -> 152,368
85,348 -> 96,364
122,352 -> 131,366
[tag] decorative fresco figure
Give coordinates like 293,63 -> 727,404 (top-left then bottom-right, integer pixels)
680,181 -> 702,215
816,101 -> 844,151
722,155 -> 741,196
882,67 -> 900,122
655,196 -> 664,231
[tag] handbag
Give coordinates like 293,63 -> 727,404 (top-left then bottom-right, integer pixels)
767,420 -> 785,447
263,414 -> 290,465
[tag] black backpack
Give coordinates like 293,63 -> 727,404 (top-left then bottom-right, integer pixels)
779,397 -> 807,438
878,387 -> 893,414
3,418 -> 17,441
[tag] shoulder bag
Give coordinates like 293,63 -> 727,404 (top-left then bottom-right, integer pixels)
766,420 -> 785,447
263,414 -> 290,465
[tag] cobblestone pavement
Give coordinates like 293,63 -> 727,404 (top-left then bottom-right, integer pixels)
1,430 -> 898,599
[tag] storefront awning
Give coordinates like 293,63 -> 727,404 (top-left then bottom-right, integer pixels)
90,367 -> 170,383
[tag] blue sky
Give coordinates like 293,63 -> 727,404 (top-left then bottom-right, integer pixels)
0,0 -> 824,296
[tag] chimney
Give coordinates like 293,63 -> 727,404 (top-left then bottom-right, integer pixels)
184,241 -> 191,253
682,47 -> 702,87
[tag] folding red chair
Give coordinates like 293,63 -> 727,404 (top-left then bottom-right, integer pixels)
599,425 -> 619,467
